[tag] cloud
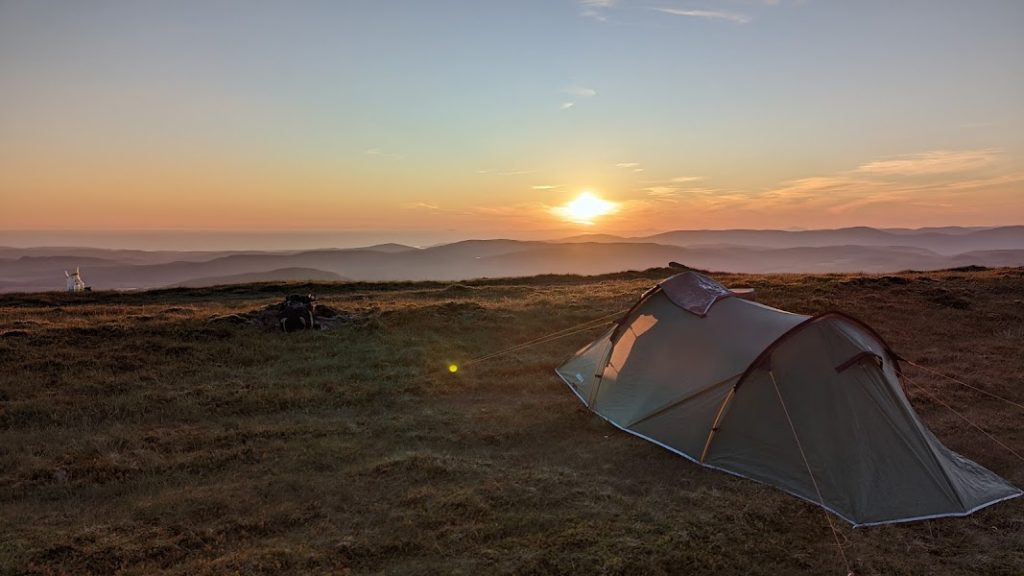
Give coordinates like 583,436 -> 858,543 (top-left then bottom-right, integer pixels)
621,148 -> 1021,229
643,186 -> 683,200
532,185 -> 561,190
634,176 -> 718,205
563,85 -> 598,98
733,149 -> 1016,217
454,149 -> 1019,232
639,183 -> 727,204
652,8 -> 752,24
365,147 -> 403,159
560,85 -> 596,110
579,0 -> 616,21
615,162 -> 640,168
854,149 -> 997,176
477,168 -> 534,176
401,200 -> 559,226
471,201 -> 557,225
402,202 -> 443,212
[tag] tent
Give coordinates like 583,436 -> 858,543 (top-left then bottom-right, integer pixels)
556,271 -> 1021,526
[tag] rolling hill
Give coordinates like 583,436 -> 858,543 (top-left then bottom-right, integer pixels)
169,267 -> 347,288
1,226 -> 1022,292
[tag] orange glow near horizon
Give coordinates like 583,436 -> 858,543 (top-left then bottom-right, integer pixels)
551,191 -> 620,226
1,4 -> 1022,238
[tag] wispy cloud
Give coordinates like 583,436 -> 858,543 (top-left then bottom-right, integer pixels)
643,186 -> 683,200
652,8 -> 751,24
563,85 -> 598,98
622,149 -> 1021,229
579,0 -> 616,21
855,149 -> 997,176
423,149 -> 1018,232
477,168 -> 534,176
560,85 -> 596,110
725,149 -> 1017,218
365,147 -> 403,159
402,202 -> 443,212
638,179 -> 719,203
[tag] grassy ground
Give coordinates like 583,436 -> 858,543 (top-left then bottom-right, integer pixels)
1,268 -> 1022,575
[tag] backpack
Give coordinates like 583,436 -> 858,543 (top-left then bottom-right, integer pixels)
279,294 -> 317,332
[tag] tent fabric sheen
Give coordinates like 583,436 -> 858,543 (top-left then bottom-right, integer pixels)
555,272 -> 1021,526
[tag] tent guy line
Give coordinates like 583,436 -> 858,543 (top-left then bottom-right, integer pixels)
458,309 -> 628,369
770,369 -> 855,576
904,359 -> 1024,412
902,373 -> 1024,463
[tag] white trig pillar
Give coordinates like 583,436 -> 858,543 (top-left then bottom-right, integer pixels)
65,267 -> 86,292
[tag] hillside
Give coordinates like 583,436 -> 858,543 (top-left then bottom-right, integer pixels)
2,226 -> 1024,292
170,267 -> 347,288
571,225 -> 1024,255
1,268 -> 1021,575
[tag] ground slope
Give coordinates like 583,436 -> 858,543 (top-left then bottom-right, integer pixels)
0,268 -> 1022,575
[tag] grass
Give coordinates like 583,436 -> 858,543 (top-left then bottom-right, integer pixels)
1,267 -> 1022,575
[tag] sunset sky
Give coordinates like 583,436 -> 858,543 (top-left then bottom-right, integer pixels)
1,0 -> 1022,247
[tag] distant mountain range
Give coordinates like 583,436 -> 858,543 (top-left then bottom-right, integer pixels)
1,226 -> 1022,292
562,226 -> 1024,254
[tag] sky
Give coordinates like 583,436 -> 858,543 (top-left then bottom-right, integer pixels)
1,0 -> 1022,248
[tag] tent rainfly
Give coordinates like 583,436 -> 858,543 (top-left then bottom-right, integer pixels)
556,272 -> 1021,527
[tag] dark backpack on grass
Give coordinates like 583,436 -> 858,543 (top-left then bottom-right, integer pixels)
279,294 -> 316,332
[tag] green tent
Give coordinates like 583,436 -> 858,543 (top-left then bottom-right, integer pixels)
556,272 -> 1020,526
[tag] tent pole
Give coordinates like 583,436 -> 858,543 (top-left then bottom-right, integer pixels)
699,386 -> 736,463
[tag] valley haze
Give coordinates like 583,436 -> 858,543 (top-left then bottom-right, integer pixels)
2,226 -> 1022,293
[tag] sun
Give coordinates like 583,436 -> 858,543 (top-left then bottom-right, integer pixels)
553,191 -> 619,225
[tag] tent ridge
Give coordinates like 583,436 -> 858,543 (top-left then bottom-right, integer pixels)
731,310 -> 902,392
